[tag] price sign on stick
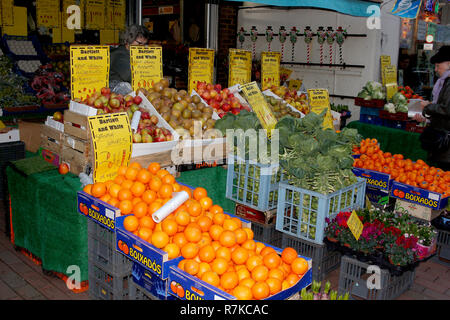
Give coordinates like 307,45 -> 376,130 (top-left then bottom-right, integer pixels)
130,45 -> 163,92
88,113 -> 132,183
307,88 -> 334,130
261,51 -> 281,90
383,65 -> 398,100
240,81 -> 277,138
347,210 -> 363,241
380,55 -> 391,86
228,48 -> 252,88
188,48 -> 215,95
70,45 -> 110,100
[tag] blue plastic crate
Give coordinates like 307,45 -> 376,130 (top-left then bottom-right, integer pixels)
226,154 -> 284,212
359,114 -> 382,126
275,178 -> 366,245
381,119 -> 406,130
360,107 -> 380,117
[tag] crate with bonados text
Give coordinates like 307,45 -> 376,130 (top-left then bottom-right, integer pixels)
351,167 -> 393,192
167,243 -> 312,300
390,181 -> 449,211
77,190 -> 120,231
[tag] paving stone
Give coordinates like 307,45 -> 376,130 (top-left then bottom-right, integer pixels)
1,270 -> 28,289
397,290 -> 432,300
15,284 -> 46,300
8,261 -> 34,277
0,249 -> 22,264
39,285 -> 70,300
409,282 -> 426,293
0,279 -> 19,299
415,276 -> 448,294
422,288 -> 450,300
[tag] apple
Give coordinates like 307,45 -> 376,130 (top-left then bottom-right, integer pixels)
142,134 -> 153,143
133,96 -> 143,105
97,109 -> 105,115
214,94 -> 223,103
140,128 -> 149,136
124,95 -> 133,102
133,133 -> 142,143
154,135 -> 166,142
197,81 -> 207,91
101,87 -> 111,96
87,96 -> 96,106
58,163 -> 69,175
231,100 -> 240,109
210,90 -> 218,98
150,115 -> 158,125
210,101 -> 220,110
141,112 -> 150,120
53,111 -> 63,121
231,108 -> 240,115
125,100 -> 134,108
202,91 -> 211,100
109,98 -> 120,109
130,104 -> 140,113
222,103 -> 231,112
221,92 -> 228,100
223,88 -> 230,95
206,84 -> 213,91
214,84 -> 222,92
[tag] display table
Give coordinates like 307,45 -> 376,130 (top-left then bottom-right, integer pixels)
346,121 -> 428,162
7,157 -> 88,281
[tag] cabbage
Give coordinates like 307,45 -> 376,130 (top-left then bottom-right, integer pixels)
366,81 -> 382,93
395,104 -> 408,113
392,92 -> 407,106
384,103 -> 396,113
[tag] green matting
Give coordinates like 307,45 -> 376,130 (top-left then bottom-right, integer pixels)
7,159 -> 88,281
177,166 -> 236,214
346,121 -> 428,162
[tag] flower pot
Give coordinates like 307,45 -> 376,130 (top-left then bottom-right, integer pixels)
327,236 -> 339,243
343,243 -> 351,248
416,237 -> 437,260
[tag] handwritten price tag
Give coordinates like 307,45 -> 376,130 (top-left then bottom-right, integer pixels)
130,45 -> 163,91
188,48 -> 215,95
261,51 -> 281,90
228,48 -> 252,88
307,88 -> 333,130
347,210 -> 363,241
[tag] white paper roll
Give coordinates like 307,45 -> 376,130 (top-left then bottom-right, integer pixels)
152,191 -> 190,223
130,111 -> 141,133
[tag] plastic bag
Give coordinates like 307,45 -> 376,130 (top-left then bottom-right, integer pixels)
111,81 -> 132,95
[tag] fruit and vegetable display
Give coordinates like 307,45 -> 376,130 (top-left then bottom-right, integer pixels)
84,162 -> 310,300
384,91 -> 408,114
137,80 -> 217,138
267,85 -> 310,115
357,81 -> 386,101
194,81 -> 250,117
398,86 -> 424,101
30,63 -> 70,106
352,138 -> 449,197
0,56 -> 40,108
300,281 -> 349,300
263,94 -> 302,119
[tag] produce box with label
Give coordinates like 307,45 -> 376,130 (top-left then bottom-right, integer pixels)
390,181 -> 448,210
351,167 -> 392,191
77,190 -> 120,232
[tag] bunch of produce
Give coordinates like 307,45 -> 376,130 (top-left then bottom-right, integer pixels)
398,85 -> 423,100
300,281 -> 349,300
267,85 -> 309,115
43,44 -> 70,59
357,81 -> 386,100
138,80 -> 216,137
195,81 -> 250,117
384,91 -> 408,113
263,94 -> 302,119
0,56 -> 40,108
30,63 -> 70,105
353,138 -> 449,197
85,162 -> 310,300
277,112 -> 361,194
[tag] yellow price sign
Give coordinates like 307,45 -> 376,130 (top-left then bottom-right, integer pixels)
130,45 -> 163,91
307,88 -> 334,130
70,45 -> 110,100
380,55 -> 391,85
240,81 -> 278,137
289,79 -> 303,91
261,51 -> 281,90
36,0 -> 60,28
1,0 -> 14,26
386,83 -> 398,100
347,210 -> 364,241
88,112 -> 132,183
383,65 -> 397,86
228,48 -> 252,88
188,48 -> 215,95
85,0 -> 105,30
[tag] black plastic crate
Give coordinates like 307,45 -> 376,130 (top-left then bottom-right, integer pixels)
338,255 -> 415,300
87,219 -> 132,275
88,263 -> 132,300
436,228 -> 450,265
251,221 -> 282,248
281,233 -> 341,282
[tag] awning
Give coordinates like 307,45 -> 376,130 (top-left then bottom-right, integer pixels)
228,0 -> 382,17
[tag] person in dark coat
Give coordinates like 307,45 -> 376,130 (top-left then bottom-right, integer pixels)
414,46 -> 450,170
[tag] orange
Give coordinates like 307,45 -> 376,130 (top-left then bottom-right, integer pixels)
209,204 -> 223,215
220,271 -> 239,290
215,246 -> 232,262
178,259 -> 187,271
285,273 -> 300,287
187,200 -> 202,217
236,267 -> 251,282
148,201 -> 162,215
125,167 -> 139,181
121,179 -> 134,190
263,252 -> 281,270
223,218 -> 240,232
231,247 -> 249,265
209,225 -> 224,241
184,226 -> 202,243
266,278 -> 282,296
197,216 -> 213,232
137,227 -> 153,242
163,243 -> 180,259
260,246 -> 277,257
193,187 -> 207,201
83,184 -> 93,195
172,183 -> 181,192
175,210 -> 191,226
201,271 -> 220,287
148,162 -> 160,175
268,268 -> 285,282
181,242 -> 200,259
118,188 -> 133,201
212,213 -> 226,226
137,169 -> 152,184
114,175 -> 125,185
161,219 -> 178,236
107,197 -> 120,208
162,174 -> 175,185
133,202 -> 148,218
139,216 -> 155,230
252,282 -> 270,300
198,245 -> 216,263
149,177 -> 162,192
291,257 -> 308,275
255,242 -> 266,254
199,197 -> 213,211
184,259 -> 199,276
131,197 -> 142,207
156,169 -> 170,179
242,239 -> 257,252
100,194 -> 111,203
180,185 -> 193,198
91,182 -> 107,198
233,285 -> 253,300
117,165 -> 128,176
197,262 -> 212,278
173,232 -> 188,248
119,200 -> 133,215
129,162 -> 142,170
158,184 -> 173,199
151,231 -> 169,249
246,255 -> 263,272
141,190 -> 157,205
131,181 -> 146,197
281,247 -> 298,264
251,265 -> 269,282
219,230 -> 237,248
123,215 -> 139,232
211,258 -> 228,275
108,183 -> 121,198
240,277 -> 256,289
234,229 -> 248,244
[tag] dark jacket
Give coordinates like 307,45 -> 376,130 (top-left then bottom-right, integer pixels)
109,46 -> 131,84
422,77 -> 450,166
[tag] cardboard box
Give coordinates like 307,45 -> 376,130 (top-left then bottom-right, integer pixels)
395,199 -> 444,222
131,263 -> 176,300
352,168 -> 392,191
64,110 -> 90,140
235,203 -> 276,225
61,145 -> 92,175
0,128 -> 20,143
390,181 -> 448,210
77,191 -> 120,231
18,120 -> 43,153
40,125 -> 63,155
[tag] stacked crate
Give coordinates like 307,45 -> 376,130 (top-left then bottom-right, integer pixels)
40,117 -> 64,166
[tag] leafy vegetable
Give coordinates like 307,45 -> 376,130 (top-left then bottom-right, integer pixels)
357,81 -> 386,101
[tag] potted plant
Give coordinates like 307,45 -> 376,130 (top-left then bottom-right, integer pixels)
386,234 -> 418,266
358,220 -> 384,254
415,225 -> 437,260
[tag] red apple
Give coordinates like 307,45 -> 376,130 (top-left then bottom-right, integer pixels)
101,87 -> 111,96
109,98 -> 120,109
206,83 -> 214,91
214,84 -> 222,92
210,90 -> 218,98
133,96 -> 143,105
223,88 -> 230,94
222,103 -> 231,112
214,94 -> 223,103
231,108 -> 240,115
58,163 -> 69,175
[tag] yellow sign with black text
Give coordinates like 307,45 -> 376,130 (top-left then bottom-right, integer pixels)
1,0 -> 14,26
228,49 -> 252,88
88,113 -> 132,183
130,45 -> 163,91
85,0 -> 105,30
188,48 -> 215,95
347,210 -> 363,241
70,45 -> 110,100
307,89 -> 333,130
380,55 -> 391,86
36,0 -> 60,28
261,51 -> 281,90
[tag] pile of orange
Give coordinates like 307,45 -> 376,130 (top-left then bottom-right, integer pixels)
83,161 -> 309,300
353,138 -> 450,197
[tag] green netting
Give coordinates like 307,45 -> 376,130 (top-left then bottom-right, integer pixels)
177,166 -> 236,214
7,161 -> 88,281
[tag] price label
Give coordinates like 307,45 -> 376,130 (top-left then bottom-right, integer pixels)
240,82 -> 278,138
347,210 -> 363,241
70,45 -> 110,100
386,83 -> 398,100
380,55 -> 391,85
105,0 -> 126,30
289,79 -> 303,91
130,45 -> 163,91
85,0 -> 105,30
2,6 -> 27,36
383,65 -> 397,86
1,0 -> 14,26
36,0 -> 60,28
261,51 -> 281,90
228,48 -> 252,88
188,48 -> 215,95
88,113 -> 132,183
307,88 -> 333,130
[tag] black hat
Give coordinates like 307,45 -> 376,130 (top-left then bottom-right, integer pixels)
430,46 -> 450,64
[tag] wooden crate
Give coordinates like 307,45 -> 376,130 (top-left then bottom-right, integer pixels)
64,110 -> 90,140
172,139 -> 229,165
61,145 -> 92,176
63,134 -> 91,156
40,125 -> 64,155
